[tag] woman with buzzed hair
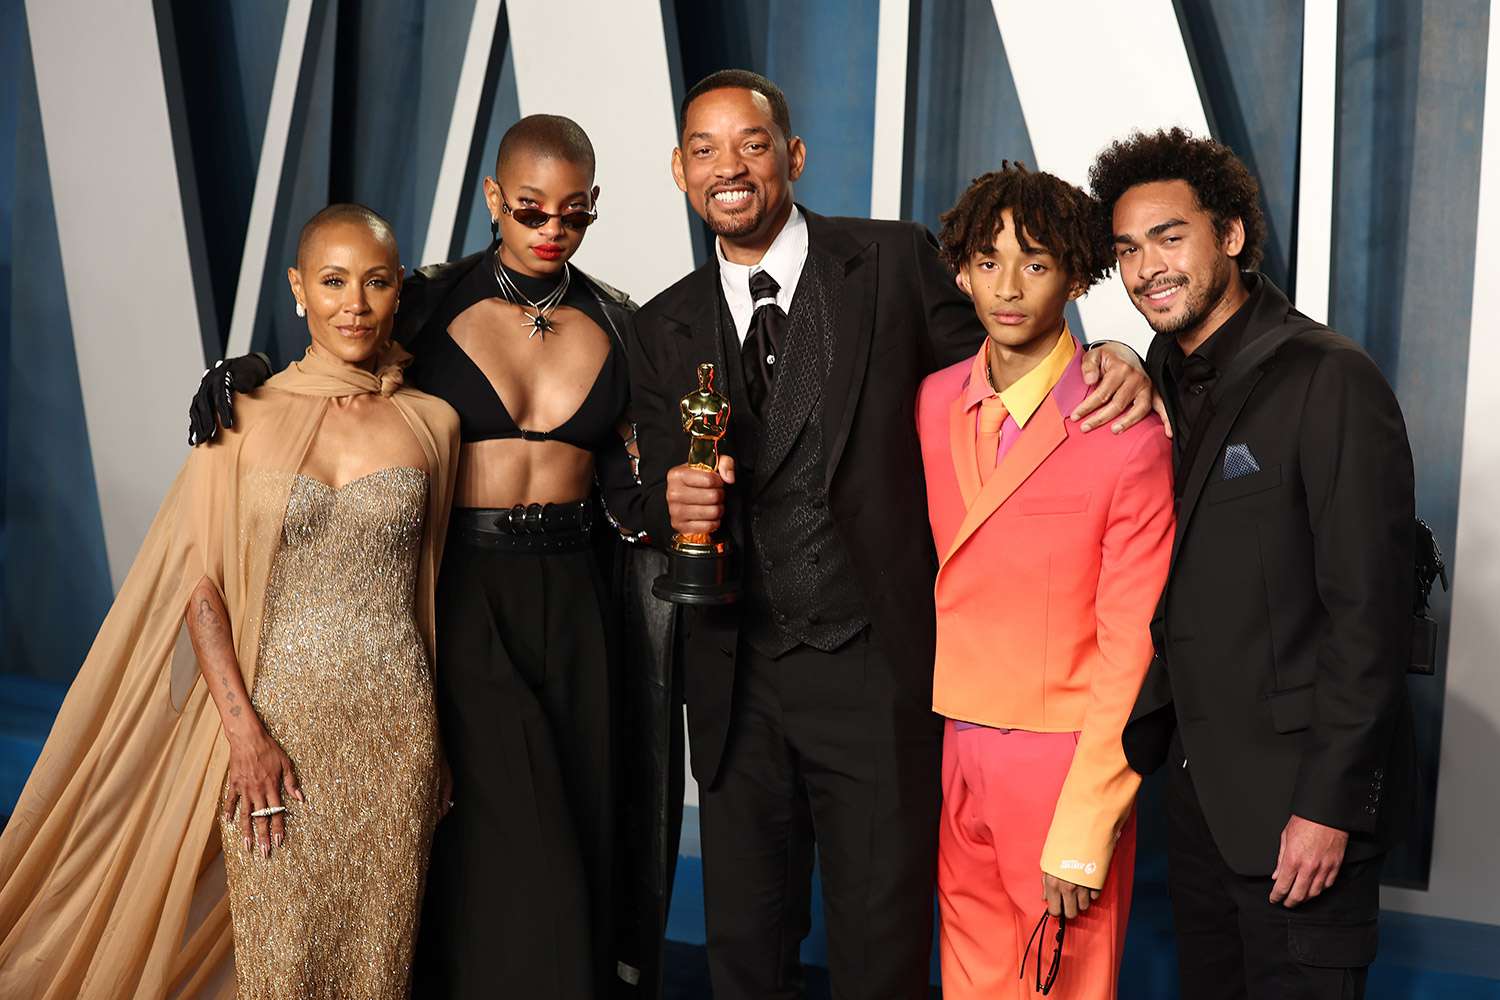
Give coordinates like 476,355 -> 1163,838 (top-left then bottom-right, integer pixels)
0,204 -> 461,999
188,117 -> 675,999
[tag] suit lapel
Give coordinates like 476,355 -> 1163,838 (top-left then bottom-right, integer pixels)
1165,294 -> 1309,571
668,265 -> 758,465
949,388 -> 981,506
941,401 -> 1067,567
1167,368 -> 1264,571
809,211 -> 878,489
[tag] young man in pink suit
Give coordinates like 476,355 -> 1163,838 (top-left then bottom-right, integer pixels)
916,164 -> 1175,998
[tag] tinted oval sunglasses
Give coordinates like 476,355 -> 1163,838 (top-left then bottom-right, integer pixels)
500,188 -> 598,231
1020,911 -> 1065,995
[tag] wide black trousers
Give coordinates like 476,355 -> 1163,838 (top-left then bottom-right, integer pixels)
412,536 -> 614,999
698,635 -> 943,999
1168,748 -> 1382,1000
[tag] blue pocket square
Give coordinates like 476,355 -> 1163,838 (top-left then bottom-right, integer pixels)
1222,443 -> 1262,480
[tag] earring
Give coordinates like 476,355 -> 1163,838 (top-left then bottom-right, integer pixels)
490,217 -> 499,242
295,302 -> 306,317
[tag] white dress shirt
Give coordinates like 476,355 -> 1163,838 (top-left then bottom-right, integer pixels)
715,205 -> 809,345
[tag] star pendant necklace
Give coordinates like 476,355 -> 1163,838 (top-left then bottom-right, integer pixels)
493,248 -> 571,340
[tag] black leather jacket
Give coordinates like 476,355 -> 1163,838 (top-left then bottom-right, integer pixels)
395,246 -> 682,997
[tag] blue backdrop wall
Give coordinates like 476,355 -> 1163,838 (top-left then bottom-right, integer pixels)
1,1 -> 1497,996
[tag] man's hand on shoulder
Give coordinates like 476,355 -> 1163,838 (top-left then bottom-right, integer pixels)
188,353 -> 272,446
1269,814 -> 1349,908
1075,342 -> 1172,438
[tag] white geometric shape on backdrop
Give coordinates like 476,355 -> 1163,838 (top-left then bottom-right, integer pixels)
505,0 -> 696,304
991,0 -> 1211,356
26,0 -> 216,587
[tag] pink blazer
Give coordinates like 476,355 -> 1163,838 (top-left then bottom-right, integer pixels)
915,342 -> 1174,887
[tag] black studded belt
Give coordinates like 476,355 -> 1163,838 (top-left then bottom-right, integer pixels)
450,498 -> 594,553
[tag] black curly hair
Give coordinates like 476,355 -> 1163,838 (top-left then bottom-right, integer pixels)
937,161 -> 1113,288
1088,128 -> 1266,269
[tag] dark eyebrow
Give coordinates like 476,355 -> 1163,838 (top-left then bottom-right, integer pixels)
516,186 -> 589,201
739,126 -> 773,139
318,265 -> 350,273
1147,218 -> 1188,238
516,185 -> 584,198
686,130 -> 715,143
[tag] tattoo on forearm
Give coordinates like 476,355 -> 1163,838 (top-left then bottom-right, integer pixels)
193,588 -> 251,727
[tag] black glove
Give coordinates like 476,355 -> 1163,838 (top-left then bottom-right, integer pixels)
188,353 -> 273,446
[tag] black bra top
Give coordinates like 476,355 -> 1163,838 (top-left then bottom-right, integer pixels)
408,251 -> 629,451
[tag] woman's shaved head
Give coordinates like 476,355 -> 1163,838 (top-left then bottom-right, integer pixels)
495,114 -> 595,180
296,203 -> 398,271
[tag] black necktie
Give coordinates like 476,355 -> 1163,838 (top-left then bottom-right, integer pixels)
743,269 -> 786,416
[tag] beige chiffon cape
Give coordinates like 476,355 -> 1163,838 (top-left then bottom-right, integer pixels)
0,346 -> 460,999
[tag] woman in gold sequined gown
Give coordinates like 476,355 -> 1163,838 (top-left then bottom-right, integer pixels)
0,204 -> 460,1000
216,465 -> 438,997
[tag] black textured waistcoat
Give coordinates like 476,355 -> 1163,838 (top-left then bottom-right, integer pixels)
716,249 -> 868,656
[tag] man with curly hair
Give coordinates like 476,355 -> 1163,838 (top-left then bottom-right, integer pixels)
914,162 -> 1175,998
1094,128 -> 1418,1000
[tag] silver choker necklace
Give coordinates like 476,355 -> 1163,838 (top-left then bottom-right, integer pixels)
493,249 -> 570,340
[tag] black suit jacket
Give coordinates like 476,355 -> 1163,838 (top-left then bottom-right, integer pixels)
628,209 -> 983,788
1123,275 -> 1418,875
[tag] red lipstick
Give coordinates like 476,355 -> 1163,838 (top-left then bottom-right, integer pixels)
531,244 -> 565,261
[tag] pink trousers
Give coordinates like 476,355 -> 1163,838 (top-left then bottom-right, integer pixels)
938,720 -> 1136,999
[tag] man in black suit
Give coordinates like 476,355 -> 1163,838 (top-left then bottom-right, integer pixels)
1095,129 -> 1417,1000
629,70 -> 1157,999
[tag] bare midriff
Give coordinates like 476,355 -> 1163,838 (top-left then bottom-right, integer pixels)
454,439 -> 595,507
447,298 -> 616,509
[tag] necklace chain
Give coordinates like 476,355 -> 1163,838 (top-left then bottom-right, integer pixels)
492,248 -> 570,340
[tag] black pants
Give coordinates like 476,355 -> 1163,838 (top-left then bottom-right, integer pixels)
1168,752 -> 1381,1000
412,537 -> 613,999
698,635 -> 943,999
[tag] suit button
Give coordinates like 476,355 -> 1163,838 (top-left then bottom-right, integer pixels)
812,496 -> 828,510
807,552 -> 820,565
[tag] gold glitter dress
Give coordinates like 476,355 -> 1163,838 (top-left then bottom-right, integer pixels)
222,466 -> 438,1000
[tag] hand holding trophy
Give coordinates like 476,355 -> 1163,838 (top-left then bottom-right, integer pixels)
652,362 -> 741,605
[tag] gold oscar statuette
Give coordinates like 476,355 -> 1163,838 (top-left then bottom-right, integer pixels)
652,362 -> 741,605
